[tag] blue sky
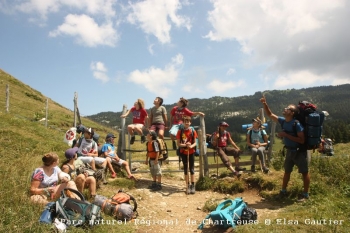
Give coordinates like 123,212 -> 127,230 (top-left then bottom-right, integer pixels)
1,0 -> 350,116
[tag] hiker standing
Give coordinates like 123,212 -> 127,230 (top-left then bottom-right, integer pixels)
247,117 -> 269,173
212,121 -> 245,176
260,95 -> 310,201
145,130 -> 163,191
148,97 -> 168,139
176,116 -> 197,194
169,97 -> 204,150
121,98 -> 149,144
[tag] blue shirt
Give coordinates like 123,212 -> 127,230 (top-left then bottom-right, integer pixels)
278,117 -> 304,148
101,143 -> 116,158
247,129 -> 266,144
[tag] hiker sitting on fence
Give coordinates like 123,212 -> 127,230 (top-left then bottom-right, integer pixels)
30,152 -> 80,205
101,133 -> 136,180
247,117 -> 269,173
61,147 -> 97,199
169,97 -> 204,150
148,97 -> 168,139
120,98 -> 149,144
75,127 -> 117,179
212,121 -> 245,176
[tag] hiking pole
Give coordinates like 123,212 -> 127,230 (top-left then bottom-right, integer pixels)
216,149 -> 218,178
186,149 -> 190,195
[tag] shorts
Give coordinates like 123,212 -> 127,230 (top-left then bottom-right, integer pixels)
169,124 -> 180,136
79,156 -> 106,165
150,123 -> 165,132
284,149 -> 308,173
149,159 -> 162,177
111,158 -> 125,166
128,123 -> 144,129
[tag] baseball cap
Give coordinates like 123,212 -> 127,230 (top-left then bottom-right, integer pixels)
65,147 -> 78,159
106,133 -> 116,140
148,130 -> 157,138
219,121 -> 229,127
252,117 -> 262,124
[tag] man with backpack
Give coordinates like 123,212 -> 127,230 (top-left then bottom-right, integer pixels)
260,95 -> 310,202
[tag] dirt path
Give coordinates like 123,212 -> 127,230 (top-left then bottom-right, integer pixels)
122,159 -> 282,233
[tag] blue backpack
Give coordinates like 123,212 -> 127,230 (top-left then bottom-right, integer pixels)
198,197 -> 247,230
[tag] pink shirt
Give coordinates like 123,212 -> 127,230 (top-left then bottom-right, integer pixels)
131,106 -> 148,125
170,106 -> 193,124
214,131 -> 230,147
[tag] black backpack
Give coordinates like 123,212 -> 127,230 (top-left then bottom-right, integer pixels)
55,188 -> 102,227
237,207 -> 258,225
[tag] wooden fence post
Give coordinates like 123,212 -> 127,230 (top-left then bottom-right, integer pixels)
197,128 -> 203,178
45,99 -> 48,127
118,104 -> 127,160
6,84 -> 9,113
73,92 -> 77,127
199,115 -> 209,177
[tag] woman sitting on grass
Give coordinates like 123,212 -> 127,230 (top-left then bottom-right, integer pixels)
30,152 -> 79,205
61,147 -> 97,199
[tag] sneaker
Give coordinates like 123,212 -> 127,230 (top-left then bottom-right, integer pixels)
235,166 -> 246,171
111,173 -> 117,178
130,136 -> 135,144
141,135 -> 146,143
251,165 -> 256,173
172,141 -> 177,150
148,182 -> 157,189
297,193 -> 309,202
263,166 -> 269,174
152,184 -> 162,191
190,184 -> 196,194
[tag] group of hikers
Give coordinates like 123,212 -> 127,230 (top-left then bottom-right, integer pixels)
30,95 -> 311,205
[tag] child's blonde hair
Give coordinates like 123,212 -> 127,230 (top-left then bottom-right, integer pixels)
137,98 -> 145,109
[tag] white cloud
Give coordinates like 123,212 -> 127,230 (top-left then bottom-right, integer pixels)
91,61 -> 109,83
49,14 -> 118,47
15,0 -> 60,20
226,68 -> 236,75
206,79 -> 244,93
127,54 -> 184,97
206,0 -> 350,87
127,0 -> 191,44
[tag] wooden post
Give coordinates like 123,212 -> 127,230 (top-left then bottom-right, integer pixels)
199,115 -> 209,177
118,104 -> 127,160
267,121 -> 276,163
45,99 -> 48,127
6,84 -> 9,113
73,92 -> 77,127
197,128 -> 203,178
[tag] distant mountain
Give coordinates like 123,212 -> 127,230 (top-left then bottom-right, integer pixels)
87,84 -> 350,143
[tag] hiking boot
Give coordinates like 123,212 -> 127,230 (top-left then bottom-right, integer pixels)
263,166 -> 269,174
297,193 -> 309,202
152,184 -> 162,191
141,135 -> 146,143
235,166 -> 246,172
277,190 -> 288,200
148,182 -> 157,189
172,141 -> 177,150
130,136 -> 135,145
251,165 -> 256,173
186,184 -> 191,194
233,171 -> 241,178
190,184 -> 196,194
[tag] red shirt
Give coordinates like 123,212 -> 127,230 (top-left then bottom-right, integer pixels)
213,131 -> 230,147
176,127 -> 197,154
131,106 -> 148,125
170,106 -> 193,124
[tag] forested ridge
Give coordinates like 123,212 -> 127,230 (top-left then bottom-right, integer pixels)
87,84 -> 350,143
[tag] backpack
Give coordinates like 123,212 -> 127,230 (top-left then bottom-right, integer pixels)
237,207 -> 258,225
55,188 -> 102,227
94,190 -> 137,221
76,163 -> 105,188
179,125 -> 200,156
247,129 -> 268,149
198,197 -> 247,230
146,139 -> 169,161
284,101 -> 325,150
207,130 -> 229,149
321,138 -> 334,156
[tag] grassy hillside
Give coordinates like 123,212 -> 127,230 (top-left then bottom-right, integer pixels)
0,69 -> 132,232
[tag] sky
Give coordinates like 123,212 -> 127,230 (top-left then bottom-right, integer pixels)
1,0 -> 350,116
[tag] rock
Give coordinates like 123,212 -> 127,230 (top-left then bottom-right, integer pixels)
197,207 -> 201,210
131,162 -> 141,171
167,209 -> 171,212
